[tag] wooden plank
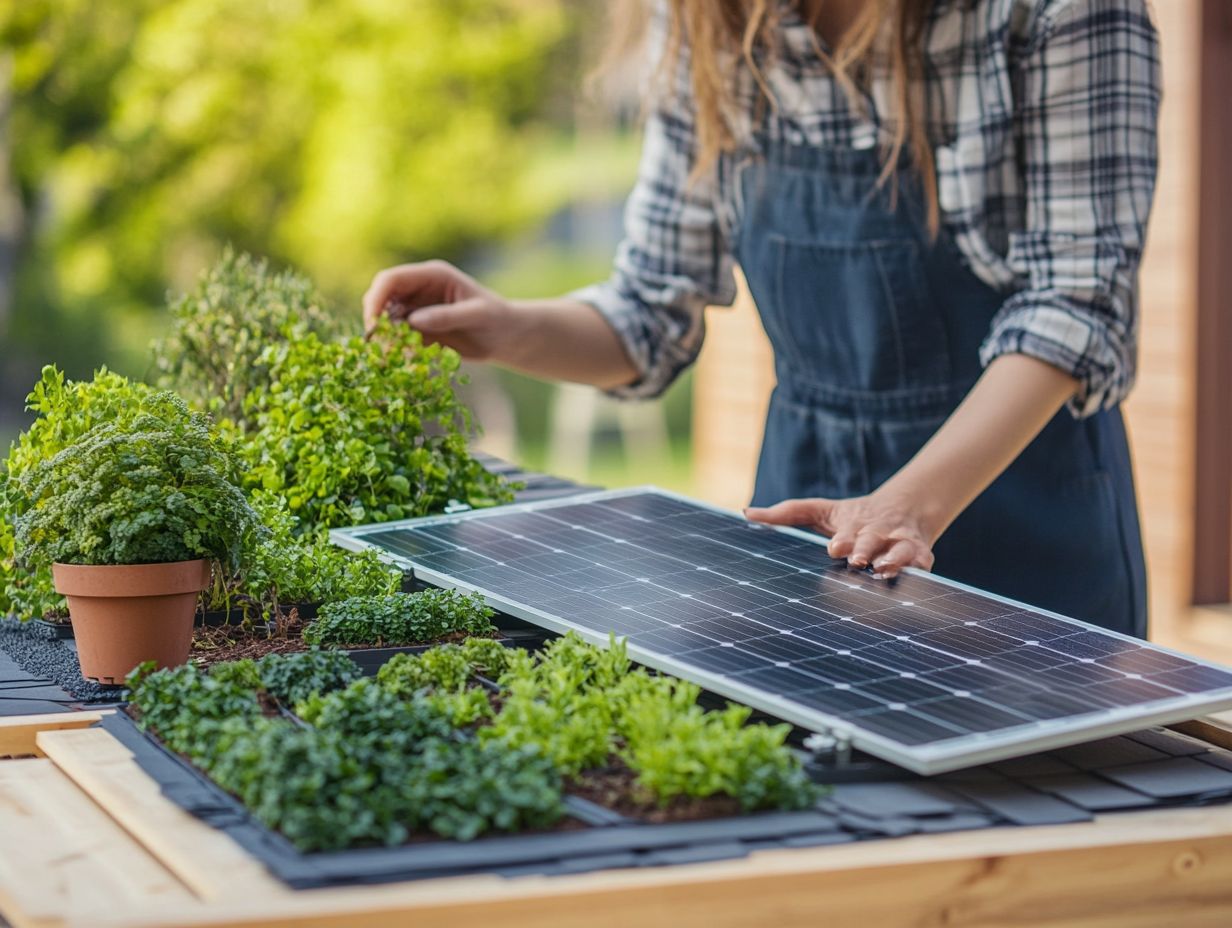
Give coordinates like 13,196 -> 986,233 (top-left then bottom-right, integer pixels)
80,805 -> 1232,928
0,712 -> 105,760
35,727 -> 286,902
0,758 -> 195,928
1173,711 -> 1232,751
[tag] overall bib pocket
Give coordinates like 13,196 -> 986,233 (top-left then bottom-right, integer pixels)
769,234 -> 952,391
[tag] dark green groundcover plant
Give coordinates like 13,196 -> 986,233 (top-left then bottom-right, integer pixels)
303,589 -> 495,647
15,400 -> 262,569
210,649 -> 364,708
239,318 -> 513,535
127,659 -> 564,851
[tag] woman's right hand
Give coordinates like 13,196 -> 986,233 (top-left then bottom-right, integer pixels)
362,260 -> 512,361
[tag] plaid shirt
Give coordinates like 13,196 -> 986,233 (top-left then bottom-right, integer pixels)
572,0 -> 1161,417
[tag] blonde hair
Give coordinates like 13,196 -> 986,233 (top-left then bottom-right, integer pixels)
608,0 -> 939,233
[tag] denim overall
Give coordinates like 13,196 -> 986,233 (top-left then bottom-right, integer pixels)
734,141 -> 1148,637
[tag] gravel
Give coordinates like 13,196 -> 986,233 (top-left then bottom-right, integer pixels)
0,617 -> 124,702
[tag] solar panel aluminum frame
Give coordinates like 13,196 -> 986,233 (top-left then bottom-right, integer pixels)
330,487 -> 1232,775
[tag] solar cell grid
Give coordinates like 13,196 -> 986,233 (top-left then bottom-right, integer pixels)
332,487 -> 1232,773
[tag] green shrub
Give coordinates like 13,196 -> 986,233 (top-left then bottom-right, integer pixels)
238,319 -> 512,535
15,401 -> 262,570
152,248 -> 342,428
303,589 -> 494,647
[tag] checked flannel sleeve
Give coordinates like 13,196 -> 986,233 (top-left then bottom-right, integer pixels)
979,0 -> 1162,417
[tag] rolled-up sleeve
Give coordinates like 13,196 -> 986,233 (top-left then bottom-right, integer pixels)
571,65 -> 737,399
980,0 -> 1161,417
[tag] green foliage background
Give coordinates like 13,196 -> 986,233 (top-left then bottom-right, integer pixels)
0,0 -> 674,473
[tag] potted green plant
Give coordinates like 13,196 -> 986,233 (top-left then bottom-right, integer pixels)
0,365 -> 159,628
14,397 -> 261,682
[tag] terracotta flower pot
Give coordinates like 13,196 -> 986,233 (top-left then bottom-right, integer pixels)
52,559 -> 212,684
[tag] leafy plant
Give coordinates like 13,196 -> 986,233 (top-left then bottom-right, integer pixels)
212,491 -> 401,620
126,662 -> 264,762
1,366 -> 161,618
482,676 -> 613,776
483,632 -> 821,811
254,649 -> 362,707
238,318 -> 512,535
375,638 -> 511,697
15,400 -> 262,569
377,647 -> 473,697
303,589 -> 495,647
294,676 -> 455,742
130,660 -> 563,851
615,675 -> 820,812
152,248 -> 342,428
285,679 -> 562,848
375,638 -> 516,727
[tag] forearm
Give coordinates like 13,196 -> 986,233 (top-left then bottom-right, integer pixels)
881,354 -> 1080,541
496,298 -> 639,390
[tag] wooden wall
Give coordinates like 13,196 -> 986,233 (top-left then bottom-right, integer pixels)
690,1 -> 1227,656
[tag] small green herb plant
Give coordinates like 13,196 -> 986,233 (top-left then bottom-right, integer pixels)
303,589 -> 495,647
238,318 -> 512,535
152,248 -> 342,428
15,400 -> 262,571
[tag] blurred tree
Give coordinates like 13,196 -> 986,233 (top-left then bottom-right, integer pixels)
0,0 -> 621,425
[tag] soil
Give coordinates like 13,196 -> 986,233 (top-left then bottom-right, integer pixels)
568,762 -> 743,824
190,609 -> 494,667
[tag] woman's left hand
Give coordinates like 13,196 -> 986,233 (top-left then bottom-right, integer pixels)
745,487 -> 939,579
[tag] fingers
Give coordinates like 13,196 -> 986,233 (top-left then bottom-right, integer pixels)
826,527 -> 857,561
362,261 -> 464,336
846,532 -> 882,570
871,539 -> 917,579
745,498 -> 834,530
406,297 -> 486,335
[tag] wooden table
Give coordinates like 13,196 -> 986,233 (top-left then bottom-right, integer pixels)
4,710 -> 1232,928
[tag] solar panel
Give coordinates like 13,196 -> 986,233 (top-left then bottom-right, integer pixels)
331,488 -> 1232,774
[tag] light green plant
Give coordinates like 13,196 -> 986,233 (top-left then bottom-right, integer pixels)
238,319 -> 513,535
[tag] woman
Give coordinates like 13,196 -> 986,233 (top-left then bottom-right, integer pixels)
363,0 -> 1160,637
